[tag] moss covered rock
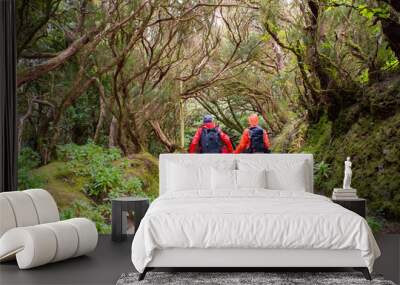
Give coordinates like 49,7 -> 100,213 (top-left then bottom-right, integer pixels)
29,149 -> 159,234
301,110 -> 400,222
365,73 -> 400,118
32,153 -> 159,211
118,152 -> 159,199
274,74 -> 400,226
31,161 -> 91,209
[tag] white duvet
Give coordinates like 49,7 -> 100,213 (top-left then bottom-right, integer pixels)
131,190 -> 380,273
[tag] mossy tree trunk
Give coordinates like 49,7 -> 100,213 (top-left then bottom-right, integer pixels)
380,1 -> 400,60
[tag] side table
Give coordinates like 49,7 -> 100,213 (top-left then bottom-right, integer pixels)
112,197 -> 149,242
332,198 -> 366,218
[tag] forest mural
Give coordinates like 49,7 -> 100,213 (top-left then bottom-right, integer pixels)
17,0 -> 400,233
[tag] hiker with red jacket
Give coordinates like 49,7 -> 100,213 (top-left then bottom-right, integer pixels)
234,114 -> 271,154
188,115 -> 233,153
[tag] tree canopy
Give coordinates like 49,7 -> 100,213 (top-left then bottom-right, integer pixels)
17,0 -> 400,231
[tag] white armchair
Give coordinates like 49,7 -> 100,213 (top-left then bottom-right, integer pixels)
0,189 -> 98,269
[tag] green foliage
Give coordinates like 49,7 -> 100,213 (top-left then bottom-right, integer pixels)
85,166 -> 123,199
62,93 -> 100,144
58,141 -> 121,170
367,216 -> 384,233
58,142 -> 124,198
148,138 -> 169,157
27,149 -> 158,234
15,0 -> 400,234
357,69 -> 369,84
357,4 -> 390,20
237,33 -> 262,60
300,77 -> 400,222
383,58 -> 399,72
302,115 -> 332,155
60,200 -> 111,234
124,177 -> 143,193
314,161 -> 331,190
376,43 -> 399,71
271,116 -> 307,153
109,177 -> 146,199
18,147 -> 41,169
57,142 -> 146,201
18,148 -> 45,190
54,143 -> 159,233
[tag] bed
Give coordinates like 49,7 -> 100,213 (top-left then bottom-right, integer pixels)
131,154 -> 380,280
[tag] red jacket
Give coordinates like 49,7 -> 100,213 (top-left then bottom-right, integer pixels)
234,126 -> 270,154
188,123 -> 233,153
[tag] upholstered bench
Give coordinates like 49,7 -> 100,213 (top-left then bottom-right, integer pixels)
0,189 -> 98,269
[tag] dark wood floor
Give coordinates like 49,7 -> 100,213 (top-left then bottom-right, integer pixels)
375,234 -> 400,284
0,234 -> 399,285
0,235 -> 135,285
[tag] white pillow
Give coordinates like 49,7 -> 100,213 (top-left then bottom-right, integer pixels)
236,169 -> 267,189
212,168 -> 237,191
237,159 -> 308,191
168,159 -> 236,171
167,163 -> 211,191
265,162 -> 306,191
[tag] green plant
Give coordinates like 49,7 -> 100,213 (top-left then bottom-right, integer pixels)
57,141 -> 121,176
60,200 -> 112,234
85,166 -> 122,198
55,143 -> 158,232
108,177 -> 146,200
314,161 -> 330,179
367,216 -> 384,233
18,168 -> 45,190
357,68 -> 369,84
313,160 -> 331,192
58,142 -> 124,200
18,147 -> 41,169
123,177 -> 143,193
17,147 -> 45,190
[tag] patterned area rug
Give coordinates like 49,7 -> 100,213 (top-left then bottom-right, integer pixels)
116,272 -> 396,285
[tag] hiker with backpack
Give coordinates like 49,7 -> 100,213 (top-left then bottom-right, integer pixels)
234,114 -> 271,154
188,115 -> 234,153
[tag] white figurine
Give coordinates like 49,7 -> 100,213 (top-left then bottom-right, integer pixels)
343,157 -> 352,189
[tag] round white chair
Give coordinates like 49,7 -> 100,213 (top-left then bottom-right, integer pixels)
0,189 -> 98,269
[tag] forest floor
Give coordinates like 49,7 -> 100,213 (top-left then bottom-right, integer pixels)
31,151 -> 159,233
32,161 -> 91,209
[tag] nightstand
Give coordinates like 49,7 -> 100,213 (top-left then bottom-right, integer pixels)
332,198 -> 366,218
111,197 -> 149,242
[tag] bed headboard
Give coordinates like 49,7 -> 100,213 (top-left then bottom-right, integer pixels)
159,153 -> 314,195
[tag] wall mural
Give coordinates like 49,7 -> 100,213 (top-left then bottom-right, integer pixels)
16,0 -> 400,233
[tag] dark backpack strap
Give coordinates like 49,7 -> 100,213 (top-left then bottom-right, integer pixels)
199,127 -> 206,153
248,127 -> 253,138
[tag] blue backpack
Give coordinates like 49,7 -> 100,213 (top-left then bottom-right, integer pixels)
200,127 -> 221,153
248,126 -> 265,153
